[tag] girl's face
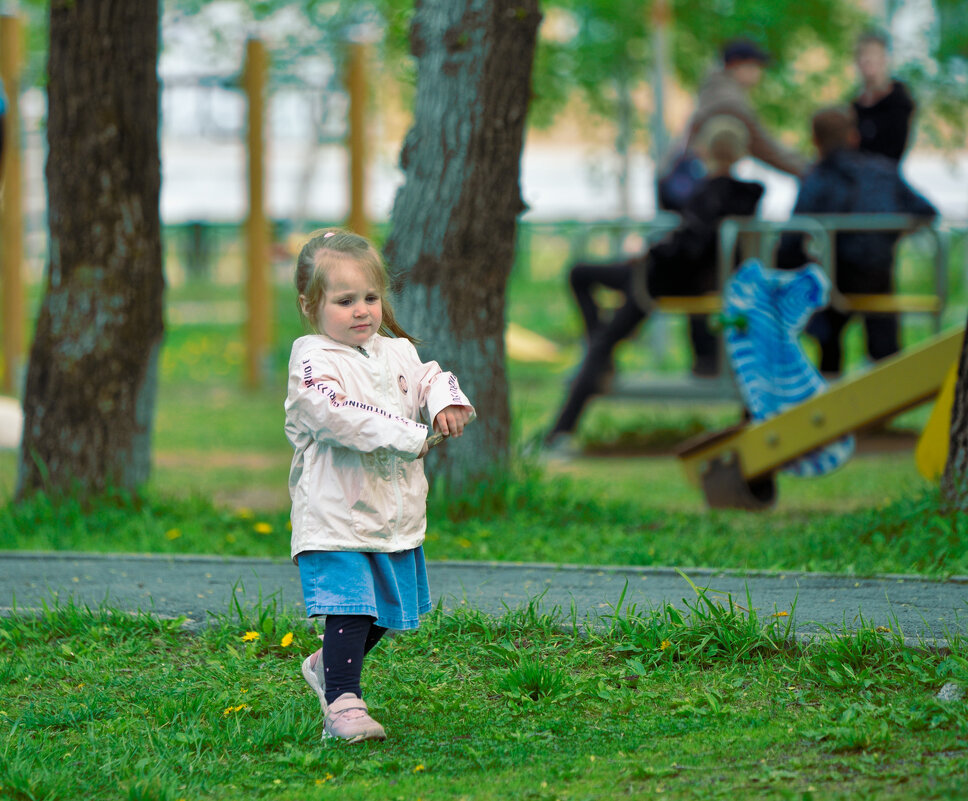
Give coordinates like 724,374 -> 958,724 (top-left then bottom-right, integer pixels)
302,260 -> 383,347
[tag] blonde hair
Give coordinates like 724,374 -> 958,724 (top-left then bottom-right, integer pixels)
294,227 -> 416,342
696,114 -> 750,170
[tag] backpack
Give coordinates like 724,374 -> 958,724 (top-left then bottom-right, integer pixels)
657,150 -> 706,212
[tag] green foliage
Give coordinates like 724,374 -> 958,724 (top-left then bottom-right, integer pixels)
1,600 -> 966,799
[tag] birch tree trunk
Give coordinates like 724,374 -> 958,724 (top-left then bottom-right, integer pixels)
941,315 -> 968,509
384,0 -> 541,488
17,0 -> 164,497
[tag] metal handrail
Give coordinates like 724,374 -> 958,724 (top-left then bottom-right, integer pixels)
716,214 -> 945,330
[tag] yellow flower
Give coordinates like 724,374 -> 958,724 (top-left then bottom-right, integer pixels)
315,774 -> 335,786
660,639 -> 671,651
236,507 -> 254,520
223,704 -> 248,716
772,611 -> 790,618
242,631 -> 260,642
164,528 -> 182,540
254,522 -> 272,535
280,632 -> 294,648
413,764 -> 426,773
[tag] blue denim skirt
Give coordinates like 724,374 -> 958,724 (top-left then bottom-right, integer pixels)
297,547 -> 432,630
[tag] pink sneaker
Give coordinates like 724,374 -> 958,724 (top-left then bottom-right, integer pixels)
301,648 -> 328,714
323,693 -> 387,743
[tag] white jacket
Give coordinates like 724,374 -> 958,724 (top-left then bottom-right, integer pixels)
285,333 -> 473,562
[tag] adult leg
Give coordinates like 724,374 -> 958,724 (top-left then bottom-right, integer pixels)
569,259 -> 645,339
547,288 -> 647,438
688,315 -> 719,376
860,270 -> 899,362
807,308 -> 850,377
864,314 -> 900,362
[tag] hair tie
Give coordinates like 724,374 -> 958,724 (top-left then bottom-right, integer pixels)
323,232 -> 335,239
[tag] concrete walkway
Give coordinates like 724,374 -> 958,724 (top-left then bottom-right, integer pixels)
0,552 -> 965,646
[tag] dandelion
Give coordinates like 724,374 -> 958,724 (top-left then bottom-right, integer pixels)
165,528 -> 182,540
280,632 -> 294,648
875,626 -> 891,633
413,764 -> 426,773
772,611 -> 789,618
242,631 -> 260,642
254,522 -> 273,535
660,639 -> 671,651
223,704 -> 248,716
315,774 -> 335,786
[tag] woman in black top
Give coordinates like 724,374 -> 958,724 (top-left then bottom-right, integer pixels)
852,30 -> 915,163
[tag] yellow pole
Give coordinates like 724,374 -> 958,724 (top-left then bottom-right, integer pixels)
0,15 -> 24,396
243,38 -> 271,389
346,41 -> 369,238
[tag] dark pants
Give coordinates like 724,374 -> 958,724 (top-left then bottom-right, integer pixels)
322,614 -> 387,705
547,258 -> 718,438
807,266 -> 899,375
807,310 -> 899,375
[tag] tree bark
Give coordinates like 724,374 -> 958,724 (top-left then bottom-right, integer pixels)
384,0 -> 541,488
942,314 -> 968,509
17,0 -> 164,497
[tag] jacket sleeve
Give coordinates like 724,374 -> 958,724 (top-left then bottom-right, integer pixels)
895,177 -> 937,218
690,99 -> 807,178
286,349 -> 428,458
400,342 -> 474,424
740,108 -> 809,178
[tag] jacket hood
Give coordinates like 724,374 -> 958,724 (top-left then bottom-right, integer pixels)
292,332 -> 380,355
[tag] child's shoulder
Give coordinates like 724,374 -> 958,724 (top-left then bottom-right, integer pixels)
290,334 -> 344,362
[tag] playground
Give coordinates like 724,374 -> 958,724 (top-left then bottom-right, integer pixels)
1,2 -> 968,799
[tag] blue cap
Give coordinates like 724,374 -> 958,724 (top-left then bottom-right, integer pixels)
722,38 -> 770,65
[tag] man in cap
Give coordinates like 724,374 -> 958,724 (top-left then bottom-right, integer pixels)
684,38 -> 807,179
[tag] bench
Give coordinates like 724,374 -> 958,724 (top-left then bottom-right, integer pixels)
607,213 -> 947,401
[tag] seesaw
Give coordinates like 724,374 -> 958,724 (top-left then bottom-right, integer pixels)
676,326 -> 964,510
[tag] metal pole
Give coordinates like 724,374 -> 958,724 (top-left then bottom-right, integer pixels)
1,14 -> 24,396
243,38 -> 271,390
650,0 -> 671,179
346,41 -> 369,238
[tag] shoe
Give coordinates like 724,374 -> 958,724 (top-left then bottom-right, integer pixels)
541,432 -> 581,462
323,693 -> 387,743
301,648 -> 328,715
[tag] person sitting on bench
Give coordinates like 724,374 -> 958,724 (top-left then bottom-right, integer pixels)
545,115 -> 765,449
776,105 -> 937,377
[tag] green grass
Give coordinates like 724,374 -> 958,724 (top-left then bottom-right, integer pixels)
1,595 -> 966,800
1,462 -> 966,577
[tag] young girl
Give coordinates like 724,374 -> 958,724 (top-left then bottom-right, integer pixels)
285,228 -> 474,743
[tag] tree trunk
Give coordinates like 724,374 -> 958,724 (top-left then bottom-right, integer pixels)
384,0 -> 541,488
942,314 -> 968,509
17,0 -> 164,497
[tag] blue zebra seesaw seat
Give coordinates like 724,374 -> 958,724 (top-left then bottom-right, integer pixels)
722,259 -> 855,477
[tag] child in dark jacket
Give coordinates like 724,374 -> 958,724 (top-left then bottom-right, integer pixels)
777,106 -> 936,375
547,116 -> 764,445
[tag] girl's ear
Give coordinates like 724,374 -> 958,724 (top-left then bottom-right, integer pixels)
298,294 -> 312,318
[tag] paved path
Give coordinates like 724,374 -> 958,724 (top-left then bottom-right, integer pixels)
1,552 -> 965,646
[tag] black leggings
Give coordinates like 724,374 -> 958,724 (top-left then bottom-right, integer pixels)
322,614 -> 387,705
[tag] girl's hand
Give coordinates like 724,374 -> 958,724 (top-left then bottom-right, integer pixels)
433,405 -> 473,439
